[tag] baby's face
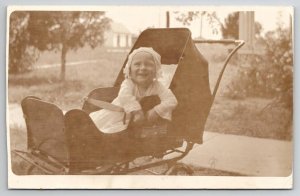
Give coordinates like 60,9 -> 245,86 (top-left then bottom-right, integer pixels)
130,51 -> 156,87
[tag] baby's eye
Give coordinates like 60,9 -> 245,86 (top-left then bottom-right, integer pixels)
145,61 -> 155,67
132,62 -> 141,66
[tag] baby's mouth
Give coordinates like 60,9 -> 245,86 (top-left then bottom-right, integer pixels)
137,73 -> 148,77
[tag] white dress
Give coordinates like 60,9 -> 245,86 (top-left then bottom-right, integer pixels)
89,79 -> 178,134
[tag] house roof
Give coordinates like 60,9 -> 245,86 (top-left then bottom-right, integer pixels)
110,22 -> 131,34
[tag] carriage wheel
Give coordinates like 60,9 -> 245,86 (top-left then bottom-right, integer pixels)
165,163 -> 194,176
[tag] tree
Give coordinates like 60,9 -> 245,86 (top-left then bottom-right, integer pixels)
174,11 -> 221,38
9,11 -> 39,73
255,22 -> 263,37
9,11 -> 111,81
174,11 -> 263,40
174,11 -> 206,26
221,12 -> 239,39
221,12 -> 263,39
226,26 -> 292,104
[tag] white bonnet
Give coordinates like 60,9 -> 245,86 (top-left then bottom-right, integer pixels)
123,47 -> 162,79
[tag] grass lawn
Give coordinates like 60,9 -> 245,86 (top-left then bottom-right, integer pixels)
8,45 -> 292,175
8,46 -> 292,140
8,49 -> 127,111
205,96 -> 292,140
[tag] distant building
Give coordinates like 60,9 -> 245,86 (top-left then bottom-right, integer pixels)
104,22 -> 132,52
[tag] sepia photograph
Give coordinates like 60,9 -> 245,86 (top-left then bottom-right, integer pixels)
7,6 -> 293,189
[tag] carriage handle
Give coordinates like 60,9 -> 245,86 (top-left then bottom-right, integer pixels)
193,39 -> 245,102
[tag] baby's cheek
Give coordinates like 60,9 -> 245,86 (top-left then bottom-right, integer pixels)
150,69 -> 156,78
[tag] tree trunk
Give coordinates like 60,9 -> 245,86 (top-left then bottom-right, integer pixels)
60,44 -> 67,81
166,11 -> 170,28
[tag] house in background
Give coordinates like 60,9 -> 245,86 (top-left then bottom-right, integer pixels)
104,22 -> 133,52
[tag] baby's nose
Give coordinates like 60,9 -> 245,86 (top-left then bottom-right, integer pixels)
140,63 -> 147,69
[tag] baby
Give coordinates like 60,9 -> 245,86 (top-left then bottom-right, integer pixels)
90,47 -> 178,134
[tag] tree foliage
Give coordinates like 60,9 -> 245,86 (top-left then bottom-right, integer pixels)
174,11 -> 221,38
9,11 -> 39,73
221,12 -> 263,39
174,11 -> 263,39
9,11 -> 111,80
225,24 -> 293,137
227,26 -> 293,110
221,12 -> 239,39
174,11 -> 206,26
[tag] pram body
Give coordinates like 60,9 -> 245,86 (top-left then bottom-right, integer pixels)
14,28 -> 244,175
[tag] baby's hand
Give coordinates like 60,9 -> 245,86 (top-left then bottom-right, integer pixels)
146,108 -> 160,123
132,110 -> 145,125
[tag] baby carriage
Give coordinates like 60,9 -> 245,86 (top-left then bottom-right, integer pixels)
13,28 -> 244,175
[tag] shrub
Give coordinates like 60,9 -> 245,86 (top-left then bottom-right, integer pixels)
226,26 -> 293,111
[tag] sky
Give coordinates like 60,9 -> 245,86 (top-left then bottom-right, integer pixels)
105,6 -> 292,39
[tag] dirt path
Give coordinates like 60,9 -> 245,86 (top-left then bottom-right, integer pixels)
8,103 -> 26,129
